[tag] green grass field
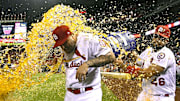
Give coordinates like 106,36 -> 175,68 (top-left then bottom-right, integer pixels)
10,73 -> 119,101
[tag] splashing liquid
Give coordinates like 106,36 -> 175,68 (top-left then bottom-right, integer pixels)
0,4 -> 135,100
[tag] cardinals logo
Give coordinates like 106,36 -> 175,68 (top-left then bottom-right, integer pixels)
157,52 -> 165,59
158,27 -> 165,33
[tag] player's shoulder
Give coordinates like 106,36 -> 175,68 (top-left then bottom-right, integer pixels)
157,47 -> 175,60
160,47 -> 174,55
78,32 -> 99,40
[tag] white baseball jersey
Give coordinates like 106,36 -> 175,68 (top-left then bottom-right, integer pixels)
62,33 -> 111,89
137,46 -> 176,95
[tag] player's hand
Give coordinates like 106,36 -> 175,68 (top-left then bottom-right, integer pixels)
76,63 -> 89,82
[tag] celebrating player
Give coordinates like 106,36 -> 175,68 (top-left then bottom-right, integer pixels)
135,25 -> 176,101
51,25 -> 116,101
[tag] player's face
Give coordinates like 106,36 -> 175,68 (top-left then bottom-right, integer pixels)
60,36 -> 76,54
151,34 -> 166,47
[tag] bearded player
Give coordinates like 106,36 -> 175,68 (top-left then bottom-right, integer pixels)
51,25 -> 116,101
135,25 -> 176,101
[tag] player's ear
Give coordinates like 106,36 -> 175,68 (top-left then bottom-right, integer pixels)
71,33 -> 77,41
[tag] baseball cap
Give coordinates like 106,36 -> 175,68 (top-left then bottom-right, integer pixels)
155,25 -> 171,38
52,25 -> 72,48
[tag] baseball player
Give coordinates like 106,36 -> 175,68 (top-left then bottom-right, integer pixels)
135,25 -> 176,101
51,25 -> 116,101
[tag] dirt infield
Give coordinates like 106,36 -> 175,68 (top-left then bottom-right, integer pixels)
102,76 -> 180,101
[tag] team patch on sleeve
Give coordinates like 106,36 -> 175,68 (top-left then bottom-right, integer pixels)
157,52 -> 165,59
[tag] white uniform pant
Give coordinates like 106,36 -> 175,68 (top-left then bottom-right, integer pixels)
137,90 -> 175,101
64,87 -> 102,101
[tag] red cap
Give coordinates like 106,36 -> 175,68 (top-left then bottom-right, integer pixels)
155,25 -> 171,38
52,25 -> 72,48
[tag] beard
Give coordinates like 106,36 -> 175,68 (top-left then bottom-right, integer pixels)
151,37 -> 166,52
152,42 -> 164,52
63,42 -> 76,54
